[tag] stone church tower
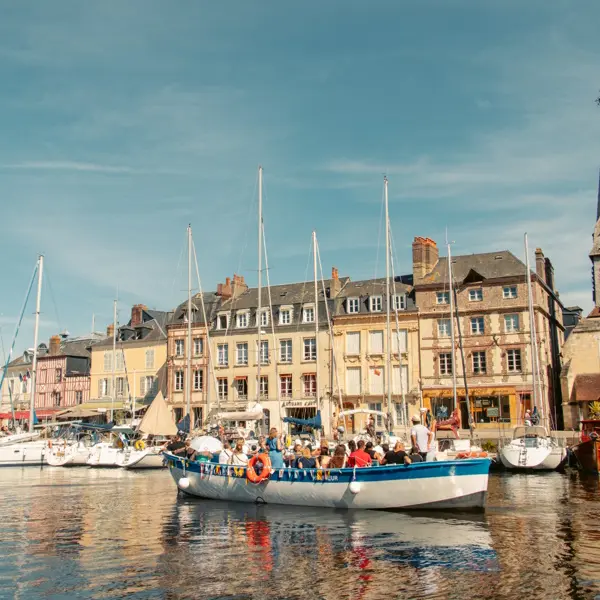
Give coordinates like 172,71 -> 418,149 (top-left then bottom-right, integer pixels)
591,171 -> 600,308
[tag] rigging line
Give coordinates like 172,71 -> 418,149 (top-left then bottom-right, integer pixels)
192,237 -> 220,415
235,169 -> 260,283
170,229 -> 187,304
370,182 -> 386,296
44,265 -> 62,333
294,239 -> 314,334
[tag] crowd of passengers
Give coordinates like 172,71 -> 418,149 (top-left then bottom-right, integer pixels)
163,413 -> 433,469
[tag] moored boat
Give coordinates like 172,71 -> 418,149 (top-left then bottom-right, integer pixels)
0,440 -> 46,467
498,426 -> 567,471
570,419 -> 600,473
164,453 -> 491,510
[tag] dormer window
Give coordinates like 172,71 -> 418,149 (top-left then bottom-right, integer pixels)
369,296 -> 382,313
302,305 -> 315,323
469,288 -> 483,302
347,297 -> 359,314
216,313 -> 230,330
279,307 -> 293,325
236,311 -> 249,328
258,309 -> 270,328
392,294 -> 406,311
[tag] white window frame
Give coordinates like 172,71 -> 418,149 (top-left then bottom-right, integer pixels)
369,295 -> 382,312
503,286 -> 518,299
193,337 -> 204,356
174,371 -> 184,391
303,338 -> 316,361
469,288 -> 483,302
280,375 -> 293,398
392,293 -> 406,311
436,291 -> 450,305
438,319 -> 451,337
279,307 -> 292,325
216,312 -> 230,330
368,402 -> 383,428
100,378 -> 110,397
145,349 -> 154,370
235,378 -> 248,400
193,369 -> 203,391
116,377 -> 126,397
236,342 -> 249,366
279,339 -> 292,363
258,339 -> 269,364
439,353 -> 453,375
175,339 -> 184,357
347,297 -> 360,314
302,305 -> 315,324
259,309 -> 270,328
75,390 -> 83,404
115,351 -> 124,371
472,351 -> 486,374
303,373 -> 317,397
103,352 -> 112,372
217,378 -> 228,400
505,314 -> 520,333
471,317 -> 485,335
236,311 -> 249,329
507,349 -> 522,373
259,375 -> 269,398
217,343 -> 229,366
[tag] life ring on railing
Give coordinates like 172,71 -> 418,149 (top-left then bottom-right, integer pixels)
134,440 -> 146,451
246,453 -> 272,484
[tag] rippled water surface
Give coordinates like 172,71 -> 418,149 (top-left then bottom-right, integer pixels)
0,468 -> 599,599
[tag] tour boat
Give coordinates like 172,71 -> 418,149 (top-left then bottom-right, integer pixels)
570,418 -> 600,473
498,425 -> 567,471
164,453 -> 491,510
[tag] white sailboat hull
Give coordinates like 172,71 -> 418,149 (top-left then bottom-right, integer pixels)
165,454 -> 491,510
46,442 -> 91,467
0,441 -> 46,467
87,444 -> 121,468
115,448 -> 166,469
499,437 -> 566,471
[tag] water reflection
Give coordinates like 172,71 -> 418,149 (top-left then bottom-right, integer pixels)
0,469 -> 598,599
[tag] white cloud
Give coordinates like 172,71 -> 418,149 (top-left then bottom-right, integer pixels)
1,161 -> 136,174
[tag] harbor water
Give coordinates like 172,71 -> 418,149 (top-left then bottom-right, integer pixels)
0,468 -> 599,600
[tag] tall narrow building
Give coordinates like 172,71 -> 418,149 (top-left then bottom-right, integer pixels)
590,170 -> 600,308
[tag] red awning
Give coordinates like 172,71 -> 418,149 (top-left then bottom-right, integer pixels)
0,409 -> 61,419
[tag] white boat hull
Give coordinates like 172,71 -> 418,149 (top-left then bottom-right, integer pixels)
165,454 -> 490,510
46,442 -> 91,467
499,441 -> 566,471
0,441 -> 46,467
87,444 -> 121,468
115,448 -> 166,469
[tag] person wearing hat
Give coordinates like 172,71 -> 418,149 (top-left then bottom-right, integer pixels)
410,414 -> 433,461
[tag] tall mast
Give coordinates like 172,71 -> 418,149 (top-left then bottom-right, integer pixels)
110,298 -> 117,423
313,231 -> 320,414
447,243 -> 458,412
257,166 -> 263,404
384,177 -> 392,429
29,254 -> 43,433
187,224 -> 192,422
524,233 -> 544,425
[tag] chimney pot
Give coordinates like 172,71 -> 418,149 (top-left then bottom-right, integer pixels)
49,335 -> 61,356
107,324 -> 115,338
412,236 -> 439,282
332,267 -> 339,280
535,248 -> 546,282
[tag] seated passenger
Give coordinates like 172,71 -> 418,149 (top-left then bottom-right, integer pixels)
329,445 -> 347,469
346,440 -> 357,467
218,441 -> 234,465
352,440 -> 372,467
382,441 -> 407,465
162,435 -> 186,455
318,445 -> 331,468
365,441 -> 383,463
230,439 -> 248,465
184,439 -> 198,461
405,446 -> 424,465
296,447 -> 317,469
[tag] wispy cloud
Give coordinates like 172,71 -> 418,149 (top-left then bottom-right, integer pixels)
1,161 -> 137,174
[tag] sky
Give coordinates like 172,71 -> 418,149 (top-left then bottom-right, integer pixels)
0,0 -> 599,357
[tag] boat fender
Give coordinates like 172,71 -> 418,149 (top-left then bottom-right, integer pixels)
134,440 -> 146,451
349,481 -> 361,495
178,477 -> 190,490
48,440 -> 52,449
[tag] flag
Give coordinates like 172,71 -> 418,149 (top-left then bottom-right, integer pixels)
374,369 -> 381,376
32,409 -> 39,425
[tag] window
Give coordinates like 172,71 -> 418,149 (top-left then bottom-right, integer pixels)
436,291 -> 450,305
259,309 -> 270,327
236,312 -> 249,328
369,330 -> 384,354
217,378 -> 228,400
303,374 -> 316,397
507,349 -> 522,372
503,286 -> 518,299
346,332 -> 360,355
174,370 -> 184,391
472,395 -> 511,424
279,308 -> 292,325
505,314 -> 520,333
103,352 -> 112,372
258,340 -> 269,364
217,344 -> 229,366
392,329 -> 408,353
280,375 -> 292,398
175,340 -> 184,357
116,351 -> 124,370
235,378 -> 248,399
116,377 -> 126,397
471,317 -> 485,335
368,403 -> 383,427
236,342 -> 248,365
346,367 -> 361,395
75,391 -> 83,404
216,314 -> 229,330
438,319 -> 451,337
472,351 -> 487,374
439,353 -> 453,375
145,349 -> 155,369
392,294 -> 406,311
20,377 -> 27,393
347,297 -> 360,314
99,378 -> 110,397
193,338 -> 204,356
303,306 -> 315,323
280,339 -> 292,363
52,392 -> 61,407
469,288 -> 483,301
193,369 -> 203,391
369,296 -> 382,312
303,338 -> 316,361
392,365 -> 409,393
259,375 -> 269,398
369,366 -> 384,394
142,376 -> 156,396
55,368 -> 62,383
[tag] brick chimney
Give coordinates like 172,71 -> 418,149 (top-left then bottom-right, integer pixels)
107,324 -> 115,338
216,274 -> 248,300
331,266 -> 341,297
131,304 -> 147,327
412,237 -> 439,282
49,335 -> 61,356
535,248 -> 546,283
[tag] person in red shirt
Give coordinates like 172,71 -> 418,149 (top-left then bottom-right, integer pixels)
346,440 -> 357,467
351,440 -> 372,467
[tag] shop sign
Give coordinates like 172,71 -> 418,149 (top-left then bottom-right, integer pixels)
282,400 -> 316,408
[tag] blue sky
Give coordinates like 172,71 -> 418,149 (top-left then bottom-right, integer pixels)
1,0 -> 599,355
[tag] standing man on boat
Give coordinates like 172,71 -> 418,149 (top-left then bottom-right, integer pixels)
410,415 -> 433,461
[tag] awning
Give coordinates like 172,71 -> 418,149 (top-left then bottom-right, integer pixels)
214,410 -> 265,421
0,409 -> 60,419
283,410 -> 322,429
56,407 -> 101,419
234,375 -> 248,380
77,401 -> 126,411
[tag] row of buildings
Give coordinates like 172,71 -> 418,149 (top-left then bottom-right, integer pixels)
7,219 -> 593,434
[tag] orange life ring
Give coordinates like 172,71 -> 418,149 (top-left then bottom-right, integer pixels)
246,453 -> 272,484
48,440 -> 53,449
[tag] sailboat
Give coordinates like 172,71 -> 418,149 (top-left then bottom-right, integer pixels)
0,255 -> 49,467
498,234 -> 567,471
164,174 -> 491,510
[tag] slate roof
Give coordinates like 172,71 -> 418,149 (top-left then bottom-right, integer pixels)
171,292 -> 222,325
93,308 -> 172,349
420,251 -> 527,286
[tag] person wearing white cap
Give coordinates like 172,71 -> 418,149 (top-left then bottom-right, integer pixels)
410,414 -> 433,461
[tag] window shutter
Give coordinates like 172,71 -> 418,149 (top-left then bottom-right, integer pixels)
346,367 -> 361,395
369,331 -> 383,354
98,379 -> 102,398
140,376 -> 146,396
392,329 -> 408,353
346,332 -> 360,355
369,367 -> 384,394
